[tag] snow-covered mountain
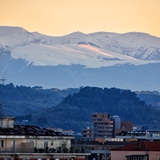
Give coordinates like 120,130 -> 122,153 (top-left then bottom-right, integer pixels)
0,26 -> 160,91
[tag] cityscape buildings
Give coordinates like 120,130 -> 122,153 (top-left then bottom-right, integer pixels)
83,113 -> 133,140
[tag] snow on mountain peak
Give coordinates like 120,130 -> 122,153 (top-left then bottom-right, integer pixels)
0,26 -> 34,49
0,26 -> 28,34
66,31 -> 86,37
0,26 -> 160,68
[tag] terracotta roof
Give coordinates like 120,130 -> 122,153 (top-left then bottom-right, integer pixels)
0,125 -> 70,136
111,141 -> 160,151
144,141 -> 160,151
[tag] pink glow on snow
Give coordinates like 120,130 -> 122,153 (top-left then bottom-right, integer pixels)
46,45 -> 84,53
79,44 -> 113,57
61,46 -> 84,53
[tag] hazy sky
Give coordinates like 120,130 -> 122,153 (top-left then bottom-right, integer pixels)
0,0 -> 160,37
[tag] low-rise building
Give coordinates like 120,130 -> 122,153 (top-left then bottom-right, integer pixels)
116,130 -> 160,141
121,121 -> 133,131
0,117 -> 73,153
111,141 -> 160,160
83,127 -> 92,139
0,117 -> 90,159
72,138 -> 135,160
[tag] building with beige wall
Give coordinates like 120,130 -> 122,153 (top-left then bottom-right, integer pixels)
111,141 -> 160,160
83,113 -> 134,140
92,113 -> 114,139
0,117 -> 73,153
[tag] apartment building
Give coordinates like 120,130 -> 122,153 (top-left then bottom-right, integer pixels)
83,113 -> 134,140
92,113 -> 114,139
0,117 -> 73,153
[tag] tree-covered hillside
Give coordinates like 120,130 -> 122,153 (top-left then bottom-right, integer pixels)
0,84 -> 160,133
136,91 -> 160,108
34,87 -> 160,132
0,83 -> 79,116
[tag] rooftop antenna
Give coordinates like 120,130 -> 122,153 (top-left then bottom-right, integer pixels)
0,78 -> 6,85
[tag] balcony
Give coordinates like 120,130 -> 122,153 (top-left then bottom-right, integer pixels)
0,147 -> 34,153
0,147 -> 90,153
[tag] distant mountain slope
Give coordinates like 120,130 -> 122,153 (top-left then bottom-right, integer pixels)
136,91 -> 160,107
0,26 -> 160,91
1,26 -> 160,66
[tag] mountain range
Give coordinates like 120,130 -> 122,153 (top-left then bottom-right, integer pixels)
0,26 -> 160,91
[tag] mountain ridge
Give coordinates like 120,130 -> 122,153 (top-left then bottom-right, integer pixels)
0,26 -> 160,61
0,26 -> 160,91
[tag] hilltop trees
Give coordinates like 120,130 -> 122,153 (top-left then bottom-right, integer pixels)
0,84 -> 160,132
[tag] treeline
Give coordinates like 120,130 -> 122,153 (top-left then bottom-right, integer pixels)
35,86 -> 160,132
1,84 -> 160,132
0,83 -> 79,116
137,91 -> 160,108
55,87 -> 160,130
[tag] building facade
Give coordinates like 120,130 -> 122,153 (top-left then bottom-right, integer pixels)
83,127 -> 92,139
121,121 -> 133,131
111,141 -> 160,160
0,117 -> 73,153
92,113 -> 114,139
0,117 -> 91,159
83,113 -> 134,140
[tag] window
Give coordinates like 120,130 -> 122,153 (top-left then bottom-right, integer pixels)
44,141 -> 48,149
62,141 -> 66,148
0,140 -> 4,147
10,140 -> 15,152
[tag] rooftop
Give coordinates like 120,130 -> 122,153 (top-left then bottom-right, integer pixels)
0,125 -> 70,136
111,141 -> 160,151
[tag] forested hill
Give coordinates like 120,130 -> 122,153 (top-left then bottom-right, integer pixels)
0,83 -> 79,116
55,87 -> 160,131
0,84 -> 160,133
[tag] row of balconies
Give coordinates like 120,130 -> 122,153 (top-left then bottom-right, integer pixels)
94,127 -> 113,129
0,147 -> 89,153
93,122 -> 113,125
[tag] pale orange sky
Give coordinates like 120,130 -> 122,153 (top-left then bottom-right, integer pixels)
0,0 -> 160,37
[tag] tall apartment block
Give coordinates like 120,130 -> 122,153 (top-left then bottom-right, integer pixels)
92,113 -> 114,139
83,113 -> 133,139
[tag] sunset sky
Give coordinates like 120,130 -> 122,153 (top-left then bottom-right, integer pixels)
0,0 -> 160,37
